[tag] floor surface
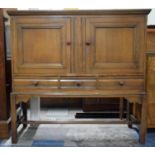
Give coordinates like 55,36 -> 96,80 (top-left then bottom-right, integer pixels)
0,109 -> 155,147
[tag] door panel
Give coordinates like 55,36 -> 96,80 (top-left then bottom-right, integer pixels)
95,28 -> 133,63
23,28 -> 62,64
12,17 -> 72,75
85,17 -> 145,75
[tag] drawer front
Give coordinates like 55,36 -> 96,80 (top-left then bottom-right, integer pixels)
98,79 -> 144,90
14,79 -> 59,88
13,78 -> 144,92
60,79 -> 96,89
13,77 -> 97,91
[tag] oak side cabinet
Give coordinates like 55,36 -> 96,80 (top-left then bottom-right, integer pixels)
146,27 -> 155,128
8,9 -> 150,144
0,8 -> 10,139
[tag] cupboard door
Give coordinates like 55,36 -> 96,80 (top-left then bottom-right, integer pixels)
85,16 -> 146,75
12,17 -> 72,75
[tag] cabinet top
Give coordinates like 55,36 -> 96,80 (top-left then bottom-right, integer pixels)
7,9 -> 151,16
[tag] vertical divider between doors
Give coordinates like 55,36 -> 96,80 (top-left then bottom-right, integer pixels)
70,17 -> 74,73
82,17 -> 86,73
74,16 -> 84,74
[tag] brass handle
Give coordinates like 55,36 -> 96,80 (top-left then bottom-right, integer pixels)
85,42 -> 91,46
118,81 -> 124,86
33,81 -> 39,87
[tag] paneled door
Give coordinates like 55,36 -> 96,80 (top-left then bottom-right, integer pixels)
85,16 -> 145,75
12,17 -> 72,75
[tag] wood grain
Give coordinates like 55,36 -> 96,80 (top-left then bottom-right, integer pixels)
9,9 -> 149,144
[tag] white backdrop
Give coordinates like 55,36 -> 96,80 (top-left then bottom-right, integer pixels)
1,0 -> 155,25
148,9 -> 155,25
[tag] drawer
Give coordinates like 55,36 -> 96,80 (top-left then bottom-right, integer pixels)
13,78 -> 144,91
60,78 -> 96,89
14,79 -> 59,88
13,78 -> 97,90
98,79 -> 144,90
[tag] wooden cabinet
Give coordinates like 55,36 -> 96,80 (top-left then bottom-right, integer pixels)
146,27 -> 155,128
11,11 -> 147,77
8,10 -> 150,144
0,9 -> 10,139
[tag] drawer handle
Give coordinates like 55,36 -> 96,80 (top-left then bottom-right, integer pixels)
66,42 -> 71,46
85,42 -> 91,46
118,81 -> 125,86
33,82 -> 39,87
76,82 -> 81,87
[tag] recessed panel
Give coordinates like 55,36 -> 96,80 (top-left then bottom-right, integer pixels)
23,28 -> 62,64
13,17 -> 71,75
95,27 -> 134,63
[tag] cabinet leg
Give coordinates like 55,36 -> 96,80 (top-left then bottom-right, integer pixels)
139,96 -> 147,144
128,120 -> 132,128
22,102 -> 27,129
127,100 -> 132,128
119,98 -> 124,119
11,94 -> 17,144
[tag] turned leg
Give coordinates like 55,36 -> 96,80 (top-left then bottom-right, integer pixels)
22,102 -> 28,128
139,96 -> 147,144
11,94 -> 17,144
